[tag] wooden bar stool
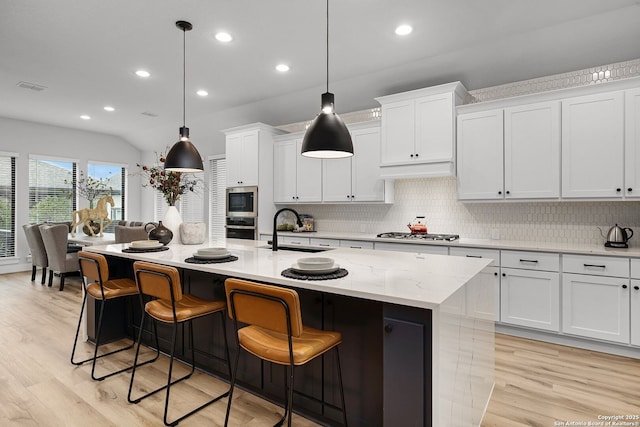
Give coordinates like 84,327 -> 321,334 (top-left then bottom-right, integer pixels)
128,261 -> 231,427
224,278 -> 348,427
71,251 -> 159,380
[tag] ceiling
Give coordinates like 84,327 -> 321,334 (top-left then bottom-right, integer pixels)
2,0 -> 640,151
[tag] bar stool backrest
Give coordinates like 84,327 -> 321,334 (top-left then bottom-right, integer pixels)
224,278 -> 303,338
133,261 -> 183,302
78,251 -> 108,283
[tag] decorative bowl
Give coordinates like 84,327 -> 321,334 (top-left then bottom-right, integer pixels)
296,257 -> 335,270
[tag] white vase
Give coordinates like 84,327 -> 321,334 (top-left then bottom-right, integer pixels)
163,205 -> 183,244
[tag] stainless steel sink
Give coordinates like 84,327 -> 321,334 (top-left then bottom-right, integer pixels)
259,244 -> 334,253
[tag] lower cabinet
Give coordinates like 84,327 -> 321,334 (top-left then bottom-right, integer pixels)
631,279 -> 640,346
501,268 -> 560,331
375,241 -> 448,255
562,273 -> 630,344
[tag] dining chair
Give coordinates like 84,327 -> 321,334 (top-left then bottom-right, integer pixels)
39,223 -> 79,291
22,223 -> 49,284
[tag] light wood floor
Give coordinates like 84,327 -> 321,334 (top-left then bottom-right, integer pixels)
1,271 -> 638,426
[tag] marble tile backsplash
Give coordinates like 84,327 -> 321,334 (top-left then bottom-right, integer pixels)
300,177 -> 640,247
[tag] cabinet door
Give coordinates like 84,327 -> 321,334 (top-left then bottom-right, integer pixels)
501,268 -> 559,331
273,140 -> 297,203
295,140 -> 322,202
457,109 -> 504,200
562,273 -> 630,343
322,157 -> 352,202
632,279 -> 640,346
625,88 -> 640,198
504,101 -> 560,199
380,100 -> 415,165
415,92 -> 454,162
561,91 -> 624,198
226,130 -> 259,187
351,126 -> 384,202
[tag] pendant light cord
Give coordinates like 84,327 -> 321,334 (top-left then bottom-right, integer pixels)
182,26 -> 186,128
326,0 -> 329,93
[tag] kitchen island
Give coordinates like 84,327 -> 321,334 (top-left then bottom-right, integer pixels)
86,238 -> 494,426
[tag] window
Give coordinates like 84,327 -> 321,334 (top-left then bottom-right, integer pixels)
208,156 -> 226,238
87,163 -> 126,232
154,174 -> 204,223
28,157 -> 76,223
0,153 -> 16,258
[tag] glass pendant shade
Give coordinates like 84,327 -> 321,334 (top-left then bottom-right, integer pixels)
301,92 -> 354,158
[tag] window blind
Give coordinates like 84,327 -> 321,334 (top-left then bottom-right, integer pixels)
208,157 -> 227,238
0,154 -> 16,258
28,157 -> 76,223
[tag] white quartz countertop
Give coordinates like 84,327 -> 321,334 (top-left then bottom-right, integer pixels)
264,230 -> 640,258
86,238 -> 491,310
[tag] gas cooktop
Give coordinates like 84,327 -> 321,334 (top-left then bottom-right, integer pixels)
376,232 -> 460,241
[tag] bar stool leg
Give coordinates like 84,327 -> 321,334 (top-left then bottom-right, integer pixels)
335,347 -> 348,427
41,267 -> 47,285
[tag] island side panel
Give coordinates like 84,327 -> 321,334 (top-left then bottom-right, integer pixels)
433,267 -> 495,426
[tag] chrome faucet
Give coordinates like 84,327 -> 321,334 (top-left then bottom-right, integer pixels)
272,208 -> 304,251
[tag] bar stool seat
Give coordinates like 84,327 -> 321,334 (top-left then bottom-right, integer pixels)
86,278 -> 139,299
239,325 -> 342,365
146,295 -> 226,323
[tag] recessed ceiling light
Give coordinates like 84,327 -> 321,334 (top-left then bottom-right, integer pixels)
80,115 -> 91,120
135,70 -> 151,78
196,90 -> 209,97
395,24 -> 413,36
275,64 -> 290,72
215,32 -> 232,42
103,106 -> 115,112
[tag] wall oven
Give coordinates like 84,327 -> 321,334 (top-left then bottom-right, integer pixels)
226,186 -> 258,217
225,216 -> 256,240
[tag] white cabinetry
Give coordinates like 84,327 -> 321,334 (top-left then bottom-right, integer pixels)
625,88 -> 640,198
323,122 -> 391,203
500,251 -> 560,332
561,91 -> 624,198
631,259 -> 640,346
450,247 -> 500,321
273,133 -> 322,203
456,109 -> 503,200
374,242 -> 448,255
376,82 -> 467,179
457,101 -> 560,200
225,129 -> 259,187
562,255 -> 630,344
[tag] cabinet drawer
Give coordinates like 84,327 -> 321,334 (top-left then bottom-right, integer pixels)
563,254 -> 629,278
501,250 -> 559,271
339,240 -> 374,250
280,236 -> 311,245
449,247 -> 500,266
310,238 -> 340,248
374,242 -> 448,255
631,258 -> 640,279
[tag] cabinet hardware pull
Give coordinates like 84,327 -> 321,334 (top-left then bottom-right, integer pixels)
410,154 -> 414,158
628,188 -> 633,192
583,264 -> 606,268
622,284 -> 628,289
289,241 -> 301,245
415,153 -> 419,157
384,324 -> 393,333
494,272 -> 498,276
502,273 -> 506,277
466,255 -> 482,258
319,244 -> 330,247
350,246 -> 362,249
616,188 -> 621,192
519,259 -> 538,263
634,286 -> 640,290
498,191 -> 502,195
506,190 -> 510,195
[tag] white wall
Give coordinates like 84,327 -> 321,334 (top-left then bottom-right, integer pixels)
0,116 -> 142,274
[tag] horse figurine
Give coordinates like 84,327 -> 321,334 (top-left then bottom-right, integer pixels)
71,194 -> 115,237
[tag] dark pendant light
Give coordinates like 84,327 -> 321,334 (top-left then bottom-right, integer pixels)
301,0 -> 354,159
164,20 -> 204,172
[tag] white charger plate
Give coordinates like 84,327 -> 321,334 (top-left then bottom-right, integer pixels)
197,247 -> 227,255
193,252 -> 231,260
290,263 -> 340,275
296,257 -> 335,270
130,241 -> 163,249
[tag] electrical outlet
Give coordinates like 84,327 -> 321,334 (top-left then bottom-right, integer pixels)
491,229 -> 500,240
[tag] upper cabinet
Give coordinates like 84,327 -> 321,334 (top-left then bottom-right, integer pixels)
322,122 -> 392,203
457,101 -> 561,201
561,91 -> 624,198
375,82 -> 467,179
625,88 -> 640,199
273,133 -> 322,204
224,123 -> 286,188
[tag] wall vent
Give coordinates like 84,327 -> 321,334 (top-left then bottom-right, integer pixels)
16,81 -> 47,91
141,111 -> 158,117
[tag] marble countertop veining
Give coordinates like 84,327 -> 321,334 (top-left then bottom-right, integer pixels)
264,230 -> 640,258
86,238 -> 491,310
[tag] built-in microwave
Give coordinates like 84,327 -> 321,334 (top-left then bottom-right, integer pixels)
226,186 -> 258,218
